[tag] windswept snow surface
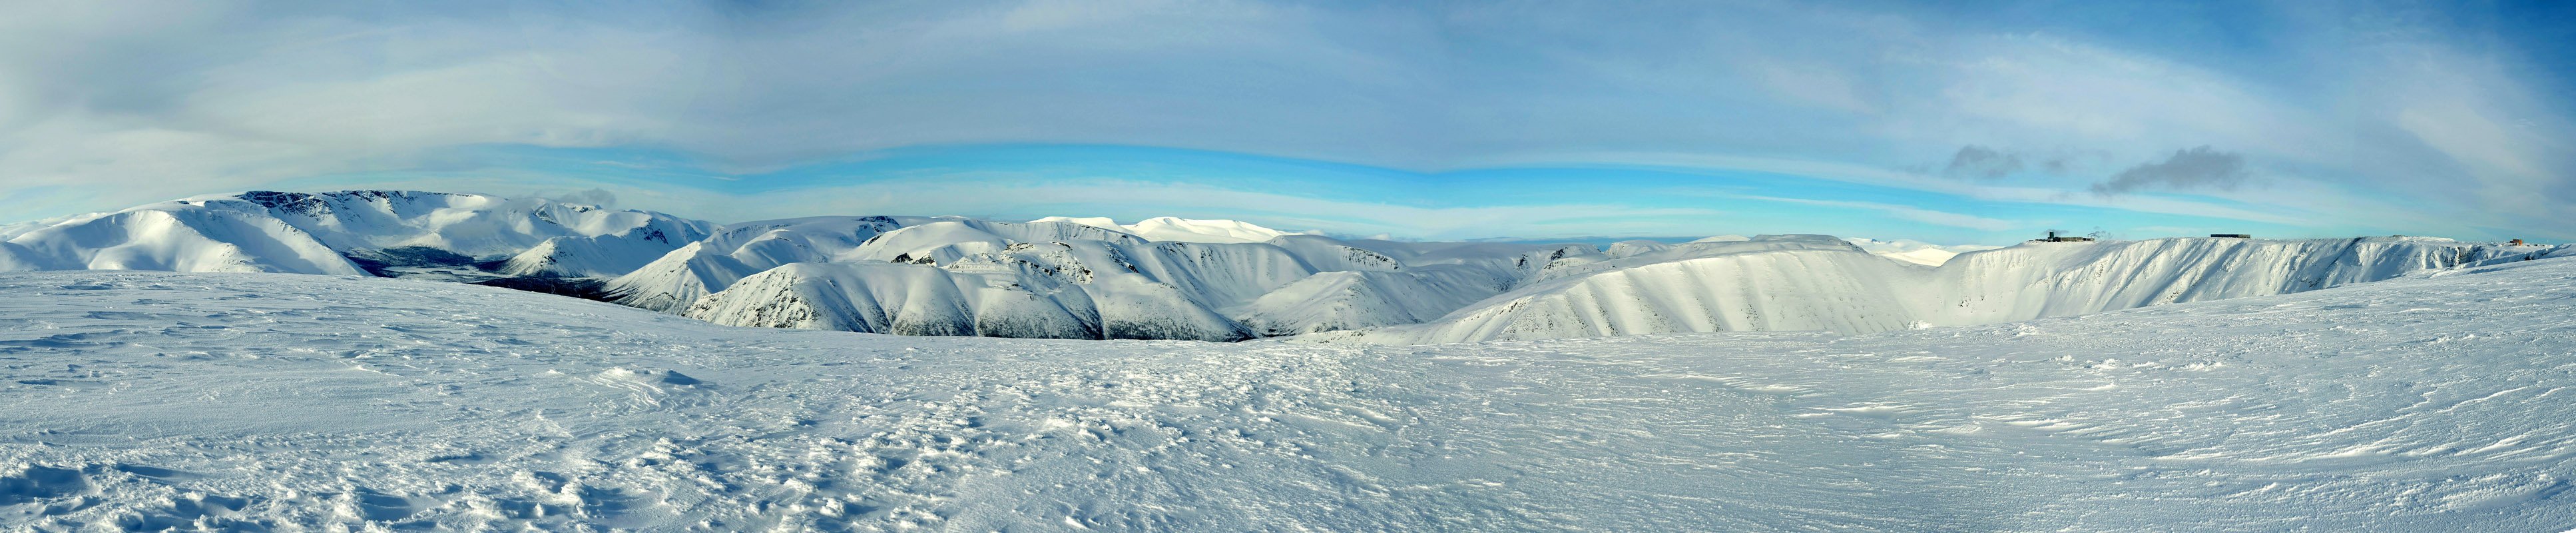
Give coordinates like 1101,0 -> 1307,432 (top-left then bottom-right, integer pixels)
7,257 -> 2576,530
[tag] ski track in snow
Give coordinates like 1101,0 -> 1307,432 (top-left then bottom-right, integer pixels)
3,259 -> 2575,530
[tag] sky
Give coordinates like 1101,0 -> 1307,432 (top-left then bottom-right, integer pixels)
1,0 -> 2569,245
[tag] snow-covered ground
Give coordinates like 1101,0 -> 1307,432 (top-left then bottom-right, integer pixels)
5,254 -> 2575,530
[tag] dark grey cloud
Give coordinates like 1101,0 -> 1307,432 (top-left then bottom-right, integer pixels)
1941,145 -> 2023,179
2091,146 -> 2248,195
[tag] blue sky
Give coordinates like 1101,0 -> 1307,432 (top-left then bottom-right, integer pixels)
1,1 -> 2568,245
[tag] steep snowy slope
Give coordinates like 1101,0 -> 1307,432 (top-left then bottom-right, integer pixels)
0,191 -> 712,278
6,257 -> 2575,530
1325,236 -> 2561,343
1031,216 -> 1311,243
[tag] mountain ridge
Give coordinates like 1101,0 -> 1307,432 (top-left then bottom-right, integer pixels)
8,190 -> 2566,343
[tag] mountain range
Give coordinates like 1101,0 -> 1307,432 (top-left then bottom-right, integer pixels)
5,190 -> 2567,343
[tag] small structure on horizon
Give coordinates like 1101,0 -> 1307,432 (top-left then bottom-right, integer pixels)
2211,233 -> 2252,239
2511,239 -> 2527,246
2031,230 -> 2096,243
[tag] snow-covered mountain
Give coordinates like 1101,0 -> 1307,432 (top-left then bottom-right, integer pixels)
10,191 -> 2566,344
4,193 -> 1518,340
0,191 -> 712,280
650,217 -> 1752,340
602,216 -> 937,312
1314,235 -> 2573,344
674,227 -> 1414,340
676,227 -> 2567,344
1,199 -> 368,275
1031,216 -> 1314,244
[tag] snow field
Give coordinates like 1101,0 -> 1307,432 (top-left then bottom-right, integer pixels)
4,255 -> 2575,530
